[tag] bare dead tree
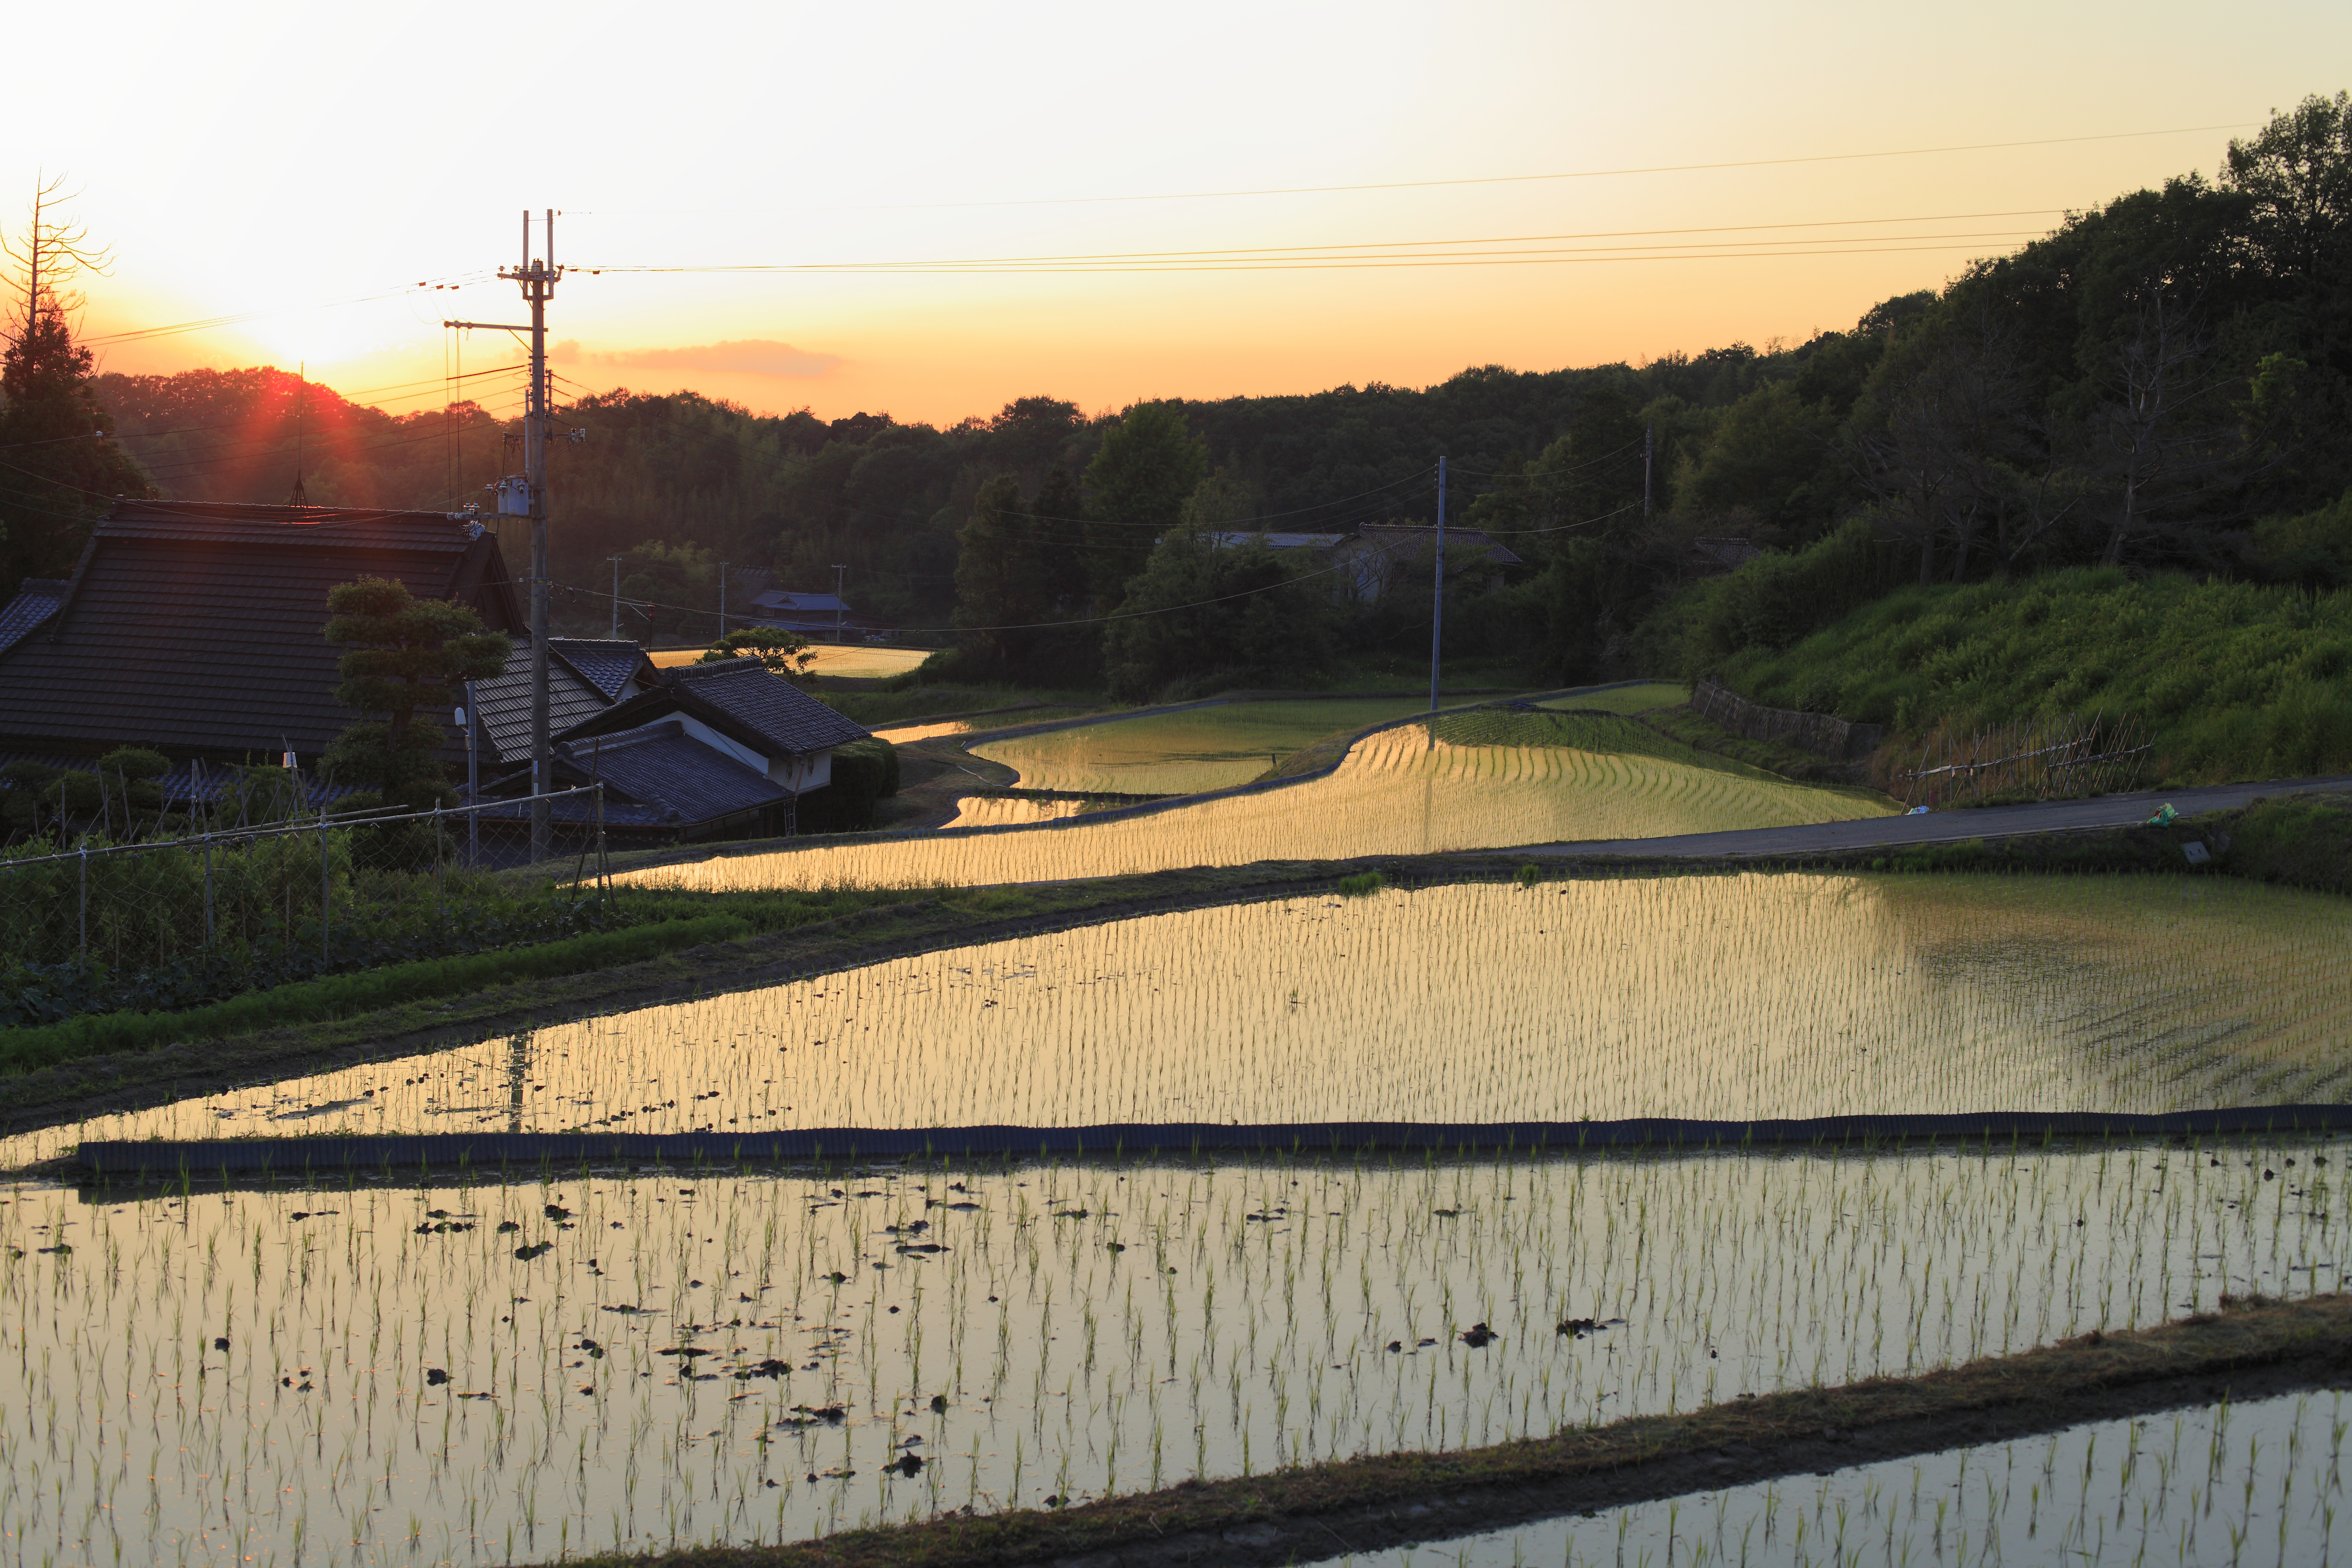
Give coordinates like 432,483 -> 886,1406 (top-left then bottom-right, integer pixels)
0,174 -> 112,347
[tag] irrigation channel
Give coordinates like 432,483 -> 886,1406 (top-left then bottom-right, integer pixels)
1313,1388 -> 2352,1566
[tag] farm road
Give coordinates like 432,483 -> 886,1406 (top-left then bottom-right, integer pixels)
1513,774 -> 2352,861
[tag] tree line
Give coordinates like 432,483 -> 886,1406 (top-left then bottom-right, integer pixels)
3,97 -> 2346,698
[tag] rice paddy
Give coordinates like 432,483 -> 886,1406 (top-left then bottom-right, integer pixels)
938,796 -> 1091,830
1317,1387 -> 2352,1566
970,697 -> 1455,796
16,872 -> 2346,1164
648,645 -> 931,678
6,1133 -> 2343,1566
623,714 -> 1890,892
968,687 -> 1691,798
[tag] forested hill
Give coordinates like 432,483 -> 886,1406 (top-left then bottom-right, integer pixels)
86,347 -> 1803,632
70,93 -> 2352,650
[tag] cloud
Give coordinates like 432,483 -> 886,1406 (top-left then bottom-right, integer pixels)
549,338 -> 843,378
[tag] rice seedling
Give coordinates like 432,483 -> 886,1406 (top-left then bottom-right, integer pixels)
1317,1387 -> 2351,1566
2,1133 -> 2342,1563
613,715 -> 1888,894
18,872 -> 2346,1162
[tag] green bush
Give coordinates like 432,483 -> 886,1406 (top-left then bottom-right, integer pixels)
1632,519 -> 1913,678
1707,569 -> 2352,784
1337,870 -> 1385,897
0,915 -> 751,1076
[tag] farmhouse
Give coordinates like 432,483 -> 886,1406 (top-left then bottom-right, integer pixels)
0,500 -> 867,836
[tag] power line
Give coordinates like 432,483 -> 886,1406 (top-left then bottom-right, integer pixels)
577,122 -> 2246,214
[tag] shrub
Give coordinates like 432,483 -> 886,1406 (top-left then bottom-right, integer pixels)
1337,870 -> 1385,897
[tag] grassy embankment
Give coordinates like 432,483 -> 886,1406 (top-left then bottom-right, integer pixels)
1703,567 -> 2352,786
544,1292 -> 2352,1568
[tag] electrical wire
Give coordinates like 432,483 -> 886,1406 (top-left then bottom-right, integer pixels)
572,122 -> 2245,214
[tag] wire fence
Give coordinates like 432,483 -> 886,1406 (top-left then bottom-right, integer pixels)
1886,713 -> 2153,809
0,787 -> 612,1027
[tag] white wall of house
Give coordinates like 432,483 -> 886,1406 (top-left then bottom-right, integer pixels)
767,750 -> 831,793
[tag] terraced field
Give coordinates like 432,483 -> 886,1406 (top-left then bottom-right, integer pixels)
628,711 -> 1889,892
36,869 -> 2347,1161
971,686 -> 1691,796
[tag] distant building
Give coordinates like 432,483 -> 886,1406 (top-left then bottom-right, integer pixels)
1205,523 -> 1524,601
744,587 -> 893,642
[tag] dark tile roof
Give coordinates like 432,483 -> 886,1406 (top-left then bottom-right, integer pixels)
0,501 -> 520,764
548,638 -> 656,701
560,657 -> 869,758
0,578 -> 68,655
468,642 -> 614,767
1352,524 -> 1525,568
548,718 -> 788,828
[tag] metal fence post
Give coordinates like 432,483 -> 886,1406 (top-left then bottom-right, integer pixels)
78,843 -> 88,968
202,835 -> 215,949
596,784 -> 607,908
433,805 -> 445,931
320,816 -> 330,963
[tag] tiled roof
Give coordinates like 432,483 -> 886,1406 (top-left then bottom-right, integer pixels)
468,642 -> 613,767
560,718 -> 787,827
1353,524 -> 1525,568
0,578 -> 69,655
548,638 -> 656,701
561,658 -> 869,758
0,501 -> 521,763
1207,531 -> 1348,552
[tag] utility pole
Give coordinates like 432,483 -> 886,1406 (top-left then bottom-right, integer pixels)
1428,457 -> 1446,713
451,212 -> 562,860
609,555 -> 622,639
831,564 -> 847,644
1643,421 -> 1654,518
719,562 -> 730,640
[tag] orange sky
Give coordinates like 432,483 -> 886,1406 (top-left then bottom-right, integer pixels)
16,1 -> 2347,428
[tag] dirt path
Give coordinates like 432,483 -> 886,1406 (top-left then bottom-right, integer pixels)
1511,774 -> 2352,861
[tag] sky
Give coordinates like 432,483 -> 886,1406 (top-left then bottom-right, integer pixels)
10,1 -> 2347,429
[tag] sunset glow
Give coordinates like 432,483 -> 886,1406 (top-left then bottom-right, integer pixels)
19,0 -> 2350,423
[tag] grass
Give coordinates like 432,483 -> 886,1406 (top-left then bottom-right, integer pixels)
541,1291 -> 2352,1568
1635,702 -> 1869,783
972,697 -> 1454,795
1713,567 -> 2352,785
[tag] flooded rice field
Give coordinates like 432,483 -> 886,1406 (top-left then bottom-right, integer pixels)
7,1138 -> 2342,1565
1318,1387 -> 2352,1566
970,697 -> 1447,796
648,645 -> 931,678
624,714 -> 1890,892
938,796 -> 1090,830
17,873 -> 2346,1164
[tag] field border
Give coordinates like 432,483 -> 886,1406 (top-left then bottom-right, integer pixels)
530,1292 -> 2352,1568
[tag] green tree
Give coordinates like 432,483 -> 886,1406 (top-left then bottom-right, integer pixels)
0,181 -> 150,596
701,625 -> 815,683
321,577 -> 510,810
1081,402 -> 1207,606
1101,530 -> 1334,701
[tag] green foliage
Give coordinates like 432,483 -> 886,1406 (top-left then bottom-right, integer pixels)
1081,402 -> 1209,604
701,625 -> 815,683
0,297 -> 151,594
1711,569 -> 2352,784
1336,870 -> 1384,897
2223,792 -> 2352,895
951,469 -> 1096,681
1100,531 -> 1336,701
0,916 -> 752,1075
2249,490 -> 2352,587
321,576 -> 509,809
1632,519 -> 1916,677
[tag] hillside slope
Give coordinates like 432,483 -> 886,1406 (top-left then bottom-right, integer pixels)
1715,568 -> 2352,785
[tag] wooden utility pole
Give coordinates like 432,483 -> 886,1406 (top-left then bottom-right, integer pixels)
1427,457 -> 1446,712
447,209 -> 562,861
